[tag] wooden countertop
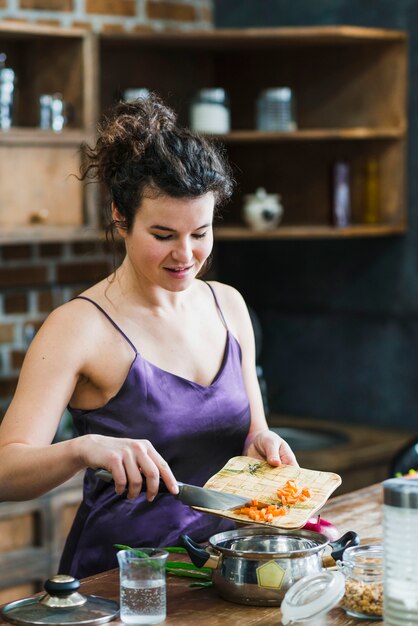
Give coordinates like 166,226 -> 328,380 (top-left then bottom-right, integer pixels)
1,483 -> 381,626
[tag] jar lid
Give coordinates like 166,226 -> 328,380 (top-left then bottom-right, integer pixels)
259,87 -> 293,101
123,88 -> 150,101
194,88 -> 227,104
281,571 -> 345,625
0,68 -> 15,82
383,477 -> 418,509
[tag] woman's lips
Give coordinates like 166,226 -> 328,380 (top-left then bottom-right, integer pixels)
164,265 -> 193,278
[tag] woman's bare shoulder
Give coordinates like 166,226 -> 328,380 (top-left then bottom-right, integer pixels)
206,280 -> 246,310
205,280 -> 250,333
36,295 -> 111,350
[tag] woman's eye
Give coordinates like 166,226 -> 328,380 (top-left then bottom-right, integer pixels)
192,232 -> 207,239
152,234 -> 172,241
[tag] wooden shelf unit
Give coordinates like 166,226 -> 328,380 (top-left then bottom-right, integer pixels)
0,22 -> 98,234
98,26 -> 408,239
0,24 -> 408,242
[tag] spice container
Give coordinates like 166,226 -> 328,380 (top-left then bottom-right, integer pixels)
190,88 -> 230,134
337,544 -> 383,619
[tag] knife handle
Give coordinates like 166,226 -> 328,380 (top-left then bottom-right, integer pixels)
95,468 -> 172,494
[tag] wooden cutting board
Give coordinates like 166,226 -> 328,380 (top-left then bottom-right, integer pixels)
194,456 -> 342,529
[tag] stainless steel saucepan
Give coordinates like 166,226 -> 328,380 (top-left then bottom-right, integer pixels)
182,526 -> 358,606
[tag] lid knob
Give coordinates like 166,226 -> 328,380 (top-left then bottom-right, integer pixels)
41,575 -> 87,608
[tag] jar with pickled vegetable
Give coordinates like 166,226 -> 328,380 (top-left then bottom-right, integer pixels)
337,544 -> 383,620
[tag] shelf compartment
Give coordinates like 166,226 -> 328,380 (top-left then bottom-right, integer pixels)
0,145 -> 84,228
0,22 -> 94,130
223,138 -> 406,230
99,28 -> 407,132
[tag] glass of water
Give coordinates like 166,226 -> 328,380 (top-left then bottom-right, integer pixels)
117,548 -> 168,625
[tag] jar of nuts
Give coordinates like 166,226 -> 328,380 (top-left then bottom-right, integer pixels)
337,544 -> 383,620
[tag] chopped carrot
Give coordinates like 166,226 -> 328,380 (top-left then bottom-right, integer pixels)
235,498 -> 287,522
234,479 -> 313,524
277,479 -> 313,507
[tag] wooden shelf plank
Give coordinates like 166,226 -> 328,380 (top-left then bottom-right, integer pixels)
0,222 -> 407,245
101,26 -> 406,48
214,223 -> 407,240
0,20 -> 89,38
0,225 -> 104,245
211,128 -> 406,142
0,128 -> 89,146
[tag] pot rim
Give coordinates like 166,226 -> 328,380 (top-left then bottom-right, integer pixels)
208,526 -> 330,560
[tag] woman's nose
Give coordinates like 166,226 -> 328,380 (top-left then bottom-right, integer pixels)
171,238 -> 193,262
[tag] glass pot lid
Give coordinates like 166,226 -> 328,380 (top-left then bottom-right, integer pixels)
1,576 -> 119,626
281,571 -> 345,625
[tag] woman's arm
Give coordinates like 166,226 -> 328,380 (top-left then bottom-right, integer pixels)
212,282 -> 298,467
0,301 -> 178,502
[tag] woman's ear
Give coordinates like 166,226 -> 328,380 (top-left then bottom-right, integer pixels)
111,202 -> 128,238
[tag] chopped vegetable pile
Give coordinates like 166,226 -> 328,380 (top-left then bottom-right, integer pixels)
276,479 -> 312,505
235,500 -> 287,522
235,479 -> 312,523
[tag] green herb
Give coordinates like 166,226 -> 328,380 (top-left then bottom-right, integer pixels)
162,546 -> 187,553
166,570 -> 211,580
114,544 -> 211,578
114,544 -> 152,559
248,462 -> 261,475
189,581 -> 213,588
165,561 -> 212,575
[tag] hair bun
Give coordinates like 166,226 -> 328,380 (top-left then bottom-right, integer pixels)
99,92 -> 177,159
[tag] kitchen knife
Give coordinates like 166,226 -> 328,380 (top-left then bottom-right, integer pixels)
95,468 -> 250,511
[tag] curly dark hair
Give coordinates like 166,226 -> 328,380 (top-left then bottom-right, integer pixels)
81,93 -> 234,236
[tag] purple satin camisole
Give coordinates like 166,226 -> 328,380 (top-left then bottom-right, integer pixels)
59,283 -> 251,578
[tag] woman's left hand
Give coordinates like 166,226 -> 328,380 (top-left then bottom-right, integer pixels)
244,430 -> 299,467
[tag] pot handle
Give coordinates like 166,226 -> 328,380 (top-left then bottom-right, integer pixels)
180,534 -> 217,569
329,530 -> 360,561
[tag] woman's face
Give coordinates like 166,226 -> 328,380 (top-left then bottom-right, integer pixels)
118,192 -> 215,291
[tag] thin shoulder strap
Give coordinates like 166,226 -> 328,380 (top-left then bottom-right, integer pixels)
205,282 -> 228,330
74,296 -> 137,354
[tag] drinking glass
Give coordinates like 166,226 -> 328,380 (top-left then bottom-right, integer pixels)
117,548 -> 168,625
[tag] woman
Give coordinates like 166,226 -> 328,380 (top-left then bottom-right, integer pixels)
0,94 -> 297,578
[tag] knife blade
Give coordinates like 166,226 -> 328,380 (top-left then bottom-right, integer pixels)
95,468 -> 250,511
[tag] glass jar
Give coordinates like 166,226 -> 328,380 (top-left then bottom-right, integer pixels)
337,544 -> 383,620
383,478 -> 418,626
256,87 -> 296,132
0,53 -> 16,130
190,88 -> 230,134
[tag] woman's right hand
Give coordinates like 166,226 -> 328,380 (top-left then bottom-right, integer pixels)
77,434 -> 179,501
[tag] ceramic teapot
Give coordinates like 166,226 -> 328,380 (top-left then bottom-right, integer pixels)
242,187 -> 283,231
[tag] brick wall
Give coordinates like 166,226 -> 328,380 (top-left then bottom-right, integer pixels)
0,0 -> 213,32
0,240 -> 123,418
